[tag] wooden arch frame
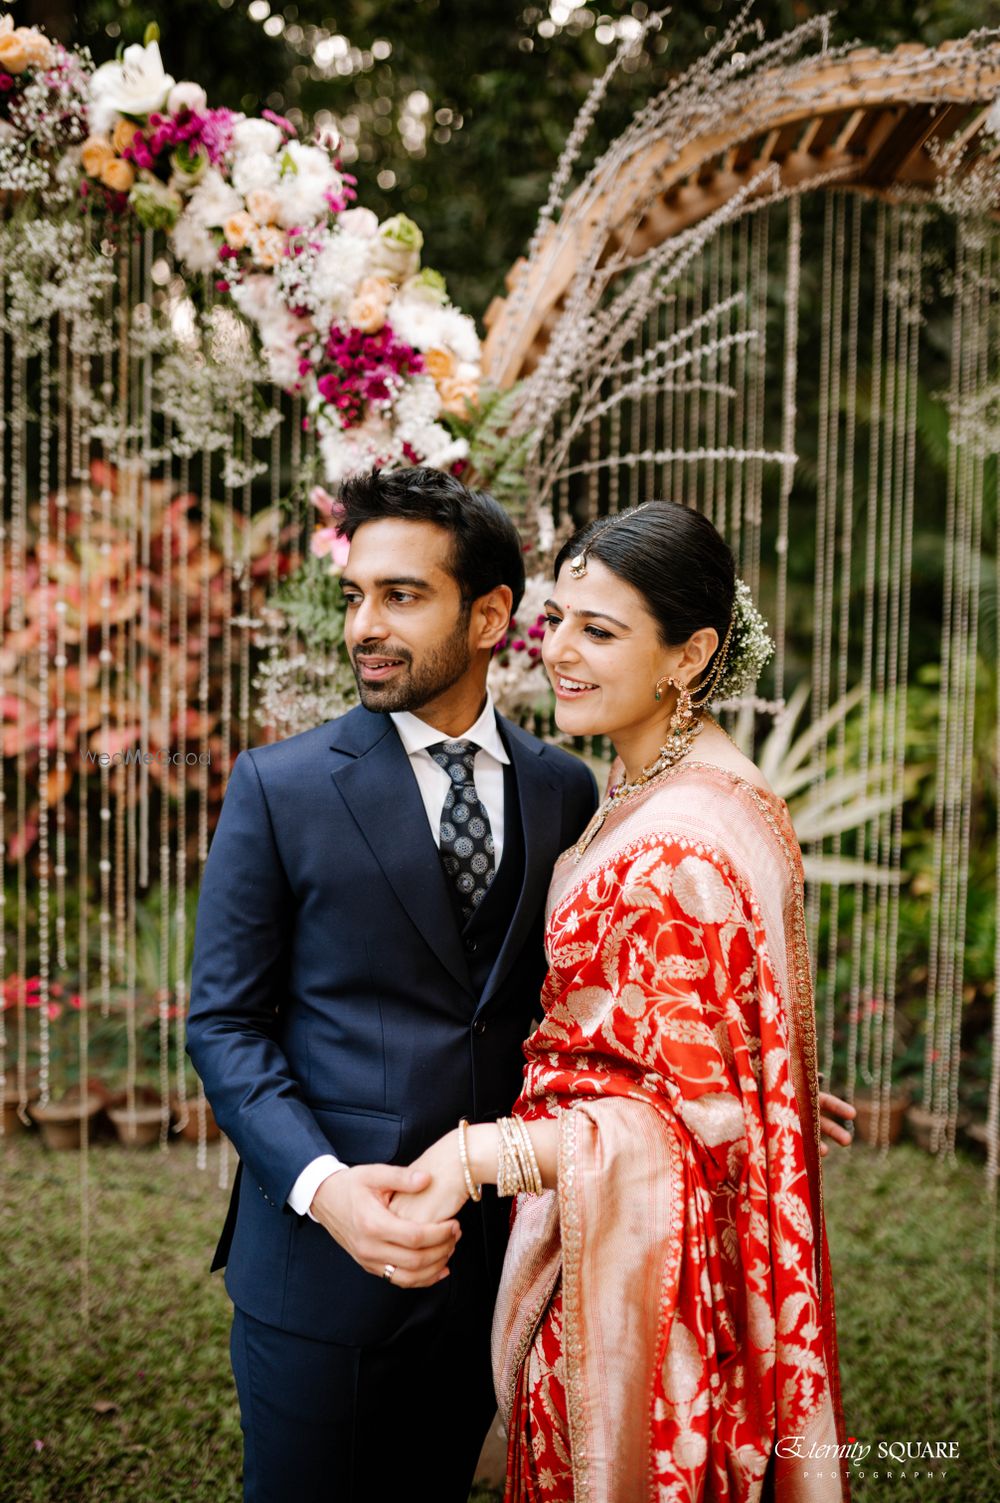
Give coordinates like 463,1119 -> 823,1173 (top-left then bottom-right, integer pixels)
482,39 -> 1000,387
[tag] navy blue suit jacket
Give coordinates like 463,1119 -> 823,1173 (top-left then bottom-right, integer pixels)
186,704 -> 598,1345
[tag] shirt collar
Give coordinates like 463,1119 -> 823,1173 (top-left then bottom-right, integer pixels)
390,690 -> 510,765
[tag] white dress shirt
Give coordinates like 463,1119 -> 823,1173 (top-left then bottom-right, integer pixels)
287,693 -> 510,1218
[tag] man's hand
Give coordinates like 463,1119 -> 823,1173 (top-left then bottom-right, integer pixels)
389,1129 -> 469,1225
818,1090 -> 856,1157
310,1164 -> 461,1287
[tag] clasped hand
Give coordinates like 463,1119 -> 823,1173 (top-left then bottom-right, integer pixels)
309,1128 -> 468,1290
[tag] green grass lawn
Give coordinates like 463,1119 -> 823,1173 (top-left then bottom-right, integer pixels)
0,1134 -> 996,1502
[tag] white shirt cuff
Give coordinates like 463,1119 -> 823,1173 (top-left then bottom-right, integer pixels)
288,1154 -> 347,1219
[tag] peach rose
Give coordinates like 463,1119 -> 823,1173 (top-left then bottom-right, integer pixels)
245,187 -> 282,226
424,346 -> 456,382
81,136 -> 115,177
224,211 -> 256,251
111,118 -> 140,154
356,275 -> 394,304
100,156 -> 136,193
17,27 -> 54,69
249,225 -> 286,268
347,291 -> 387,334
437,375 -> 479,416
0,32 -> 29,74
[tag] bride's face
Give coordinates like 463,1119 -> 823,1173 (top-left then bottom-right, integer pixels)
541,556 -> 681,744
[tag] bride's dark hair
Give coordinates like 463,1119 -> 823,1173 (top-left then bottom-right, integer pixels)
553,500 -> 736,685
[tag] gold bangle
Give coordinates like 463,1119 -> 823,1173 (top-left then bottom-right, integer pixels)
514,1117 -> 543,1195
457,1118 -> 482,1201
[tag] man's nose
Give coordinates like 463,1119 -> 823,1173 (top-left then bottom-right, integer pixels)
351,597 -> 389,642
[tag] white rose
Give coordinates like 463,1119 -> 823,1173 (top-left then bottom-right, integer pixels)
167,81 -> 208,116
435,307 -> 481,364
337,207 -> 379,239
232,117 -> 283,157
89,40 -> 175,135
171,211 -> 219,275
186,166 -> 243,229
232,150 -> 280,197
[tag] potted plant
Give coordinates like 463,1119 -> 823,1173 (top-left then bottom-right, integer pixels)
171,1071 -> 220,1143
851,1084 -> 912,1146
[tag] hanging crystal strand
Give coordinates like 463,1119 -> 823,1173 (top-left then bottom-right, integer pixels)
685,254 -> 703,511
267,386 -> 282,607
239,421 -> 253,751
849,200 -> 887,1108
158,411 -> 174,1149
11,348 -> 39,1106
931,242 -> 968,1148
220,411 -> 236,798
174,451 -> 199,1158
608,361 -> 622,516
288,394 -> 303,662
54,314 -> 71,974
138,232 -> 155,891
703,230 -> 722,529
945,226 -> 987,1156
36,333 -> 54,1097
816,192 -> 844,1072
670,269 -> 687,506
656,294 -> 673,505
876,207 -> 922,1150
95,273 -> 115,1018
716,222 -> 735,538
197,449 -> 212,867
822,192 -> 861,1084
587,408 -> 601,520
724,217 -> 748,574
743,203 -> 770,600
117,242 -> 138,1122
628,349 -> 641,509
75,307 -> 93,1318
806,193 -> 837,993
862,205 -> 903,1116
773,195 -> 801,703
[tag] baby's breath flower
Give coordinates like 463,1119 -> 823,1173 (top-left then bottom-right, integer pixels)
715,578 -> 774,700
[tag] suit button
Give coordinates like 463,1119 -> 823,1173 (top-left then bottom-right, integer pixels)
473,1019 -> 487,1035
465,937 -> 478,954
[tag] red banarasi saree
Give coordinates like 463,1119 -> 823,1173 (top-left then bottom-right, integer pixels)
492,761 -> 849,1503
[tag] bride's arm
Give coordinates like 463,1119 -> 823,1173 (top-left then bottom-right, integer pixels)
389,1117 -> 560,1224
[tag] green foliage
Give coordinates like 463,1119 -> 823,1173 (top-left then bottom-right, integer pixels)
1,1136 -> 995,1500
269,548 -> 348,654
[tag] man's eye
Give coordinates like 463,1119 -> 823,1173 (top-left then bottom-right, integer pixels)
341,594 -> 360,608
389,592 -> 416,603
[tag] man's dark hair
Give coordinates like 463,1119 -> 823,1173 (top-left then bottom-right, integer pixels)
338,467 -> 526,614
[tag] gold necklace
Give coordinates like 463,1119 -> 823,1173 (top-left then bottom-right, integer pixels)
573,716 -> 704,862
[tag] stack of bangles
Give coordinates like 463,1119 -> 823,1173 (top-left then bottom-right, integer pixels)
457,1116 -> 544,1199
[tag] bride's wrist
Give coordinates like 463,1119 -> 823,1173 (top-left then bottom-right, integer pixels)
466,1123 -> 498,1186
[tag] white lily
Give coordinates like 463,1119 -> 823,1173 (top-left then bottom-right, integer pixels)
89,40 -> 176,134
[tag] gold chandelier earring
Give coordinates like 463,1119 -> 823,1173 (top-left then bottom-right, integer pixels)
654,675 -> 695,740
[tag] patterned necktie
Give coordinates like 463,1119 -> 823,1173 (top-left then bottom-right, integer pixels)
427,739 -> 496,924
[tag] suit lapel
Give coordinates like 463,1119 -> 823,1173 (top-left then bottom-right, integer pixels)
329,710 -> 471,993
476,719 -> 564,1014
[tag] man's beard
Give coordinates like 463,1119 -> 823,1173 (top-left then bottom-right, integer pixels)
352,619 -> 474,713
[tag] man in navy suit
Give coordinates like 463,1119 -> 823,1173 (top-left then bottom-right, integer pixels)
186,467 -> 598,1502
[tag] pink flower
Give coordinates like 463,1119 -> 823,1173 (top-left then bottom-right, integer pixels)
310,526 -> 351,570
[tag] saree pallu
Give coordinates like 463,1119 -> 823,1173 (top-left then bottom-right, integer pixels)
492,762 -> 850,1503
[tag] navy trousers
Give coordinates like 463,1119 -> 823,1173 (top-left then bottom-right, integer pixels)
229,1233 -> 499,1503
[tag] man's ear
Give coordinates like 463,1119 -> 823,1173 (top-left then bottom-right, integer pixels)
473,585 -> 514,651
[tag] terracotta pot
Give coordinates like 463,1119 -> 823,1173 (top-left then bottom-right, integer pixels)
171,1094 -> 220,1143
852,1089 -> 911,1146
29,1092 -> 104,1150
108,1100 -> 165,1148
2,1084 -> 40,1135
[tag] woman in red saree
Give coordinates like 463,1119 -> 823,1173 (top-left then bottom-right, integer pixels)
395,501 -> 852,1502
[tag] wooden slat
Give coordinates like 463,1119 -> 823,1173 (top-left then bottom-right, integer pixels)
865,104 -> 938,184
